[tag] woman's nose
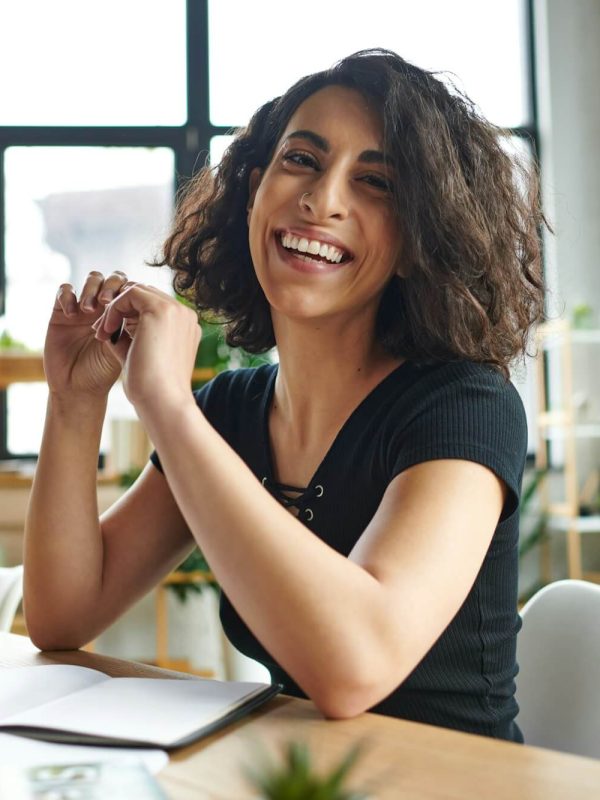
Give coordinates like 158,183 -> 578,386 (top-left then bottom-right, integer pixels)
299,172 -> 349,220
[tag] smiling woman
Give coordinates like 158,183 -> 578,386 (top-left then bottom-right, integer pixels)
25,49 -> 547,744
163,50 -> 544,374
244,86 -> 403,333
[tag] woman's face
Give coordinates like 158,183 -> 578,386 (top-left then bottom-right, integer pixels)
247,85 -> 403,331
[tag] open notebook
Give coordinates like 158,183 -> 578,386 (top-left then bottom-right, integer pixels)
0,665 -> 282,750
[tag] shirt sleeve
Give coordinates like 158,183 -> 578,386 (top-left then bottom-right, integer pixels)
386,363 -> 527,520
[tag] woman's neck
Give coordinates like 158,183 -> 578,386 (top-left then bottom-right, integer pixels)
270,313 -> 403,446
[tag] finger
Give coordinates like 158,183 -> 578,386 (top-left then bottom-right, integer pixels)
95,283 -> 156,342
79,270 -> 106,313
97,270 -> 130,305
54,284 -> 78,316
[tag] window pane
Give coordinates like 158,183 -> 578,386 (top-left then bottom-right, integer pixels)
210,135 -> 235,166
7,383 -> 47,455
209,0 -> 528,129
0,1 -> 187,126
2,146 -> 176,456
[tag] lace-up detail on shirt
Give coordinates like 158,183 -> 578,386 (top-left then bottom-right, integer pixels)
261,476 -> 324,522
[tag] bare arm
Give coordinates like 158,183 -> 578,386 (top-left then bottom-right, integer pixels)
36,280 -> 506,718
24,271 -> 194,649
28,372 -> 504,706
24,394 -> 106,648
25,429 -> 194,650
140,398 -> 505,718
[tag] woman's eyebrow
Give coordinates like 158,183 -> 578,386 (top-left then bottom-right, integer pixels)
284,130 -> 386,164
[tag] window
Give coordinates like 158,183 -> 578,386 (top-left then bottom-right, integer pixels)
0,0 -> 536,458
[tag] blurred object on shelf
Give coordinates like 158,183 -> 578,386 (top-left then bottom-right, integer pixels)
106,419 -> 152,477
572,303 -> 594,330
535,319 -> 600,584
578,469 -> 600,516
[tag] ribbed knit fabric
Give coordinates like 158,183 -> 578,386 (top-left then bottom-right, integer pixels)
150,360 -> 527,742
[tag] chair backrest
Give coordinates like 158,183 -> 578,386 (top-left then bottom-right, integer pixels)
0,564 -> 24,632
516,579 -> 600,759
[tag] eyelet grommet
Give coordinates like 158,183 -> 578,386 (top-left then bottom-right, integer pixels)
261,476 -> 267,485
315,484 -> 324,497
304,508 -> 314,521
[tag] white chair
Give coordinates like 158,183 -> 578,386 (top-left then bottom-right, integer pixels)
516,579 -> 600,759
0,564 -> 24,632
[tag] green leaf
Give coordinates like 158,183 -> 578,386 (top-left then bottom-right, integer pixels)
246,740 -> 368,800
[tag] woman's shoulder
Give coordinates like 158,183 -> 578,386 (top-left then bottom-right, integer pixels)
382,359 -> 527,444
402,359 -> 524,409
193,362 -> 277,412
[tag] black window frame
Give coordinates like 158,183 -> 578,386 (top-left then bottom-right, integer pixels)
0,0 -> 539,460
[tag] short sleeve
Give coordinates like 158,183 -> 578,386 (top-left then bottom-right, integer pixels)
386,364 -> 527,520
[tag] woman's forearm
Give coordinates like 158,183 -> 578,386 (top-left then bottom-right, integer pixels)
23,393 -> 107,649
138,397 -> 395,715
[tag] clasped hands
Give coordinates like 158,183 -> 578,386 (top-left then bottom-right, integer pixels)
49,270 -> 201,415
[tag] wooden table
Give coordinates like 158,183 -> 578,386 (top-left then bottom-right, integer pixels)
2,633 -> 599,799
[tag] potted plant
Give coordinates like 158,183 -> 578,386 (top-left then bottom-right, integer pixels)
246,741 -> 369,800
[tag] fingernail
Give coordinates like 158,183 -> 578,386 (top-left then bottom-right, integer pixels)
99,290 -> 114,303
82,299 -> 96,311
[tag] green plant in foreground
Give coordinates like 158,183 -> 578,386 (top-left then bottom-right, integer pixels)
247,741 -> 368,800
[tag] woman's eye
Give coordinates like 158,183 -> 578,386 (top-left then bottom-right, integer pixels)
283,151 -> 319,169
361,174 -> 393,192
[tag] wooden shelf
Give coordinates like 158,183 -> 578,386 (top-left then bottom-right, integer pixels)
0,353 -> 216,389
537,320 -> 600,346
540,423 -> 600,439
536,320 -> 600,581
0,353 -> 45,388
547,515 -> 600,534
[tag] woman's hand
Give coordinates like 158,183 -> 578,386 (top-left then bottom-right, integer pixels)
92,282 -> 201,415
45,271 -> 130,399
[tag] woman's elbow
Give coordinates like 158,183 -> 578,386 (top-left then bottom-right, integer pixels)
24,604 -> 90,652
308,670 -> 387,720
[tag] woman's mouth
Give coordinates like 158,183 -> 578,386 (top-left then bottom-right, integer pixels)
275,230 -> 353,273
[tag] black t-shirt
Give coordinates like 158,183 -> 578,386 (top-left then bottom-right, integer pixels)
151,360 -> 527,741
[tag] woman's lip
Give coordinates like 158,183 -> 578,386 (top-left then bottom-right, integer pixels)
275,227 -> 353,259
275,235 -> 350,274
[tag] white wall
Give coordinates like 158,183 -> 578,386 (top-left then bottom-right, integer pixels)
533,0 -> 600,574
535,0 -> 600,320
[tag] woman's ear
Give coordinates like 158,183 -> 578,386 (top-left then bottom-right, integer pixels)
247,168 -> 263,219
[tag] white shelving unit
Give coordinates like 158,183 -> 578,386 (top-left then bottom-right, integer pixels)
535,319 -> 600,582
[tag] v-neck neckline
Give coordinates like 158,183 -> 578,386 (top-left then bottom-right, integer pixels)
260,360 -> 412,491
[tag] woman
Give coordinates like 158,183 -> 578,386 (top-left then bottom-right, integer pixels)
24,50 -> 546,742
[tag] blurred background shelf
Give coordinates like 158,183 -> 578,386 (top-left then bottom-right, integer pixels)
535,321 -> 600,582
0,352 -> 216,389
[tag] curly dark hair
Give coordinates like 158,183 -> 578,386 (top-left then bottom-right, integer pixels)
157,49 -> 547,377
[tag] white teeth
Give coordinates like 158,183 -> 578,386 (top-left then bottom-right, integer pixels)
279,232 -> 347,264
